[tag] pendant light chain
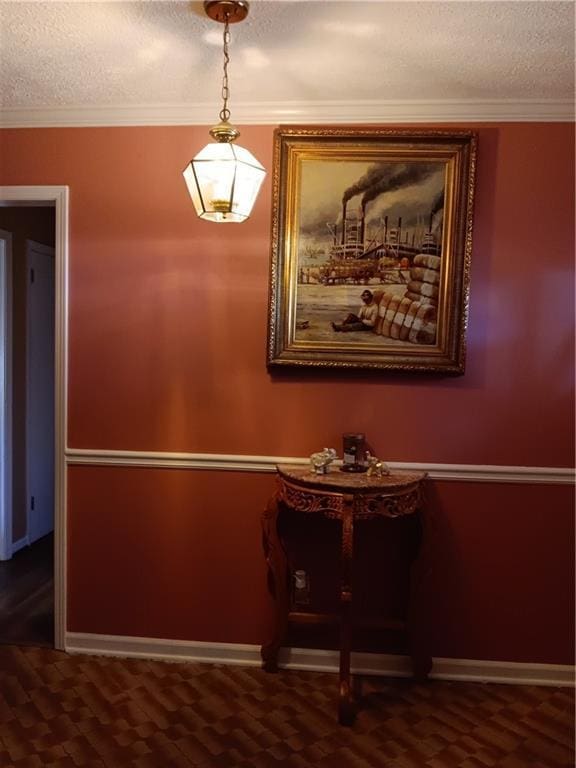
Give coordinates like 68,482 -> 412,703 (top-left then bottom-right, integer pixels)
183,1 -> 265,223
219,15 -> 231,123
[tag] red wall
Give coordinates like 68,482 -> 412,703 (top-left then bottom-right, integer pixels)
66,465 -> 574,664
1,123 -> 574,664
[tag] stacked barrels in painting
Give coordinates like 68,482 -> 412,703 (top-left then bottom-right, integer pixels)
374,253 -> 441,345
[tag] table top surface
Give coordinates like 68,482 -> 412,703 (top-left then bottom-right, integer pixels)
277,464 -> 426,494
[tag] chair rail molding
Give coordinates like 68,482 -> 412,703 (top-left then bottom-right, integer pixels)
65,449 -> 575,485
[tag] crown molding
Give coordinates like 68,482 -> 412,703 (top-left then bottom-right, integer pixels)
0,99 -> 573,128
65,448 -> 576,485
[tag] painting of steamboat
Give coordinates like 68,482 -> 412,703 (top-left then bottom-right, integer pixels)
296,161 -> 445,346
314,206 -> 441,287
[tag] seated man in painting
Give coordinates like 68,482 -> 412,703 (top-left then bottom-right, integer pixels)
332,290 -> 378,333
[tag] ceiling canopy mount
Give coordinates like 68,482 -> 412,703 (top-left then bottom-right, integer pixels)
203,1 -> 249,25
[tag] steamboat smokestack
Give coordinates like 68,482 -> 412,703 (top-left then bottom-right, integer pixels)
429,211 -> 434,233
359,202 -> 366,250
398,217 -> 402,244
341,202 -> 347,244
384,215 -> 388,243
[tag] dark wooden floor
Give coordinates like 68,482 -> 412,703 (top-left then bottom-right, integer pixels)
0,645 -> 573,768
0,533 -> 54,647
0,541 -> 573,766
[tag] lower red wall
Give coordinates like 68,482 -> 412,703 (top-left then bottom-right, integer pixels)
67,467 -> 277,644
67,466 -> 574,664
2,122 -> 574,664
421,480 -> 574,663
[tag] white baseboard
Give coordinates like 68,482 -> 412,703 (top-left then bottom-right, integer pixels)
12,535 -> 29,555
65,633 -> 574,688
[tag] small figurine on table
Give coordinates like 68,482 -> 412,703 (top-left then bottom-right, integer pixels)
366,452 -> 390,477
310,448 -> 337,475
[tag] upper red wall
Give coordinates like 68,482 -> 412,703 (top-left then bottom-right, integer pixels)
1,123 -> 574,467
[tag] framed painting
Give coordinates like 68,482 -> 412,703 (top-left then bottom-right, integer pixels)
266,127 -> 477,373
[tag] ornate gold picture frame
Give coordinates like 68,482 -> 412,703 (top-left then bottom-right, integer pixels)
267,127 -> 477,373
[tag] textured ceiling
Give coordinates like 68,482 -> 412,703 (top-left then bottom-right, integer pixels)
0,1 -> 574,126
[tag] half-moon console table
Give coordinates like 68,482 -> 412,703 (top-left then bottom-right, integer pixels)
261,464 -> 430,725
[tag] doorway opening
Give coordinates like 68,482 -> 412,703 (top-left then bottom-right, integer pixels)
0,186 -> 68,650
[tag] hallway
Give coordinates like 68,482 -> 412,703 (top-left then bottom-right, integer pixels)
0,533 -> 53,647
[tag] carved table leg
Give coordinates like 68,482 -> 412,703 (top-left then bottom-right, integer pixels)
338,495 -> 355,726
261,496 -> 289,673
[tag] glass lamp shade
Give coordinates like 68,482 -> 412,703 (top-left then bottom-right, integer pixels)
183,141 -> 266,223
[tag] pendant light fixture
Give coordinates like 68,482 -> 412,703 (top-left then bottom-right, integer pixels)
183,0 -> 266,223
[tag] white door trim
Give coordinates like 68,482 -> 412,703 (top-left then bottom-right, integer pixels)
0,186 -> 68,651
0,229 -> 13,561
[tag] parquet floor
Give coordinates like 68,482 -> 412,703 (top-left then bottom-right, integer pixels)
0,645 -> 573,767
